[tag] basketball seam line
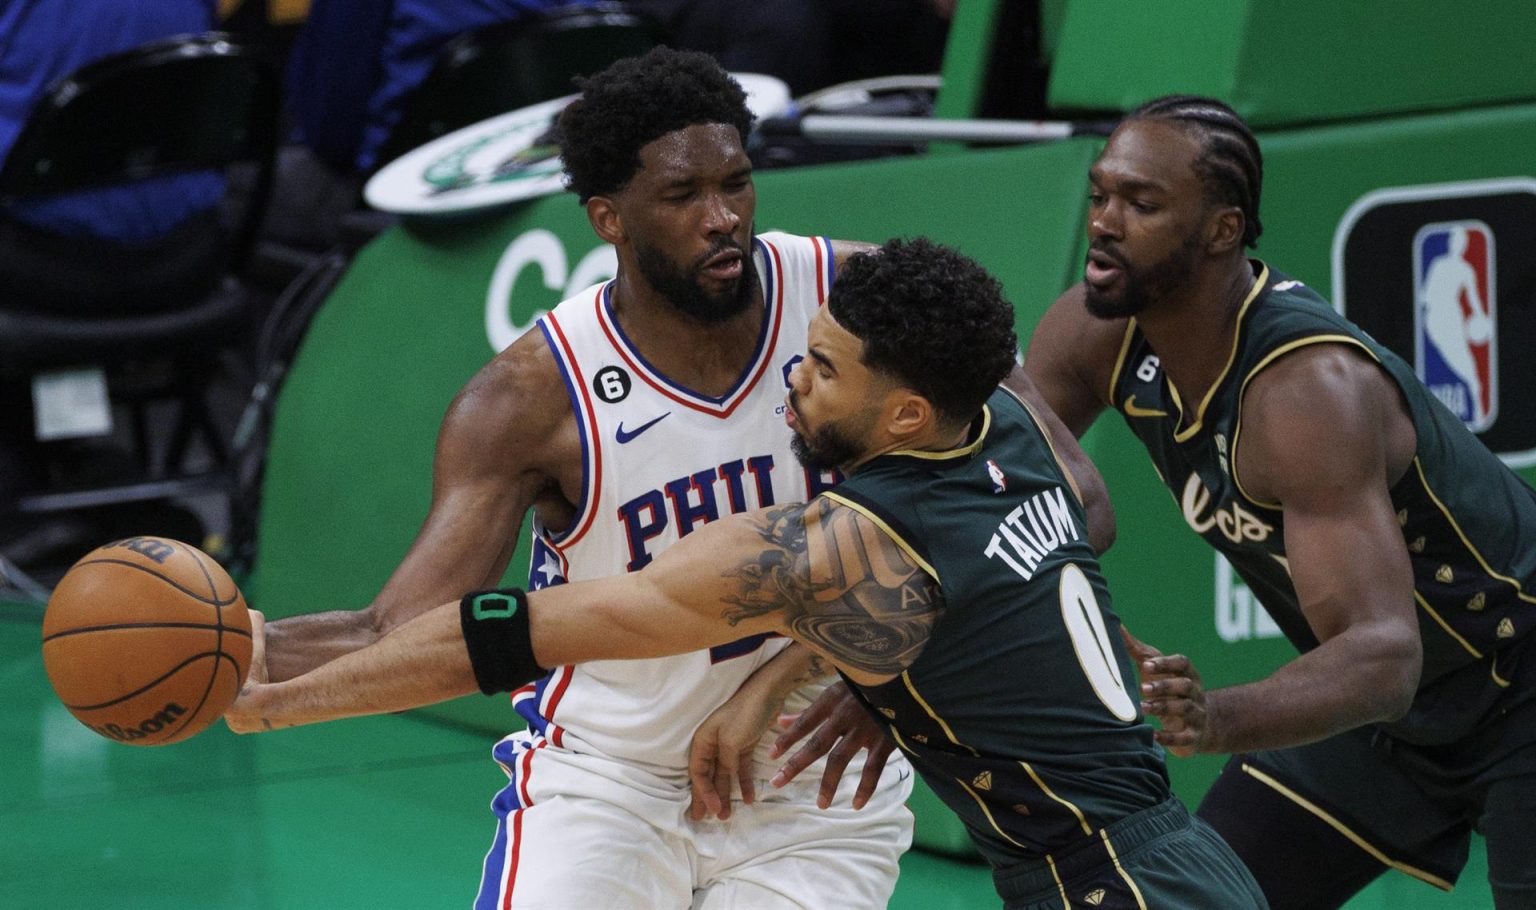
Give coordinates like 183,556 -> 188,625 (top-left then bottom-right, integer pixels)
69,557 -> 241,606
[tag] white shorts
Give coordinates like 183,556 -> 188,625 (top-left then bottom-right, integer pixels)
474,732 -> 915,910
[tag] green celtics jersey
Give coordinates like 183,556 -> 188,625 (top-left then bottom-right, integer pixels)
828,387 -> 1169,870
1109,262 -> 1536,746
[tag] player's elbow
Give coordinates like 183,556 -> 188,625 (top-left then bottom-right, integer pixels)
1367,624 -> 1422,722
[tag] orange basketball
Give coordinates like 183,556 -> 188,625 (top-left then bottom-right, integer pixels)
41,537 -> 252,746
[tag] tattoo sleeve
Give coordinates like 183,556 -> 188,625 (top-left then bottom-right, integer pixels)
721,499 -> 943,676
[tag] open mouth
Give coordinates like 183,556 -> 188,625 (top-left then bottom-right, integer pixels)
1084,249 -> 1124,287
784,395 -> 801,430
700,247 -> 744,281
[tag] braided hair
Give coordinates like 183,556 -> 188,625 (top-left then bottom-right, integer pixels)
1127,95 -> 1264,248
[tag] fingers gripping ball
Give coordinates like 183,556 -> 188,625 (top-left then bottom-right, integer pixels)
41,537 -> 252,746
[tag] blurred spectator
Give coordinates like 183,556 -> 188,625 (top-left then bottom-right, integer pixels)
286,0 -> 593,176
0,0 -> 222,247
626,0 -> 833,97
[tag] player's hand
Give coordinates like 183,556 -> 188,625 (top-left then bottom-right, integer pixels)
1122,627 -> 1208,757
226,610 -> 270,735
687,679 -> 781,821
770,681 -> 894,810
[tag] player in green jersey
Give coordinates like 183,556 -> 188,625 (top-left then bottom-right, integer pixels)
1021,95 -> 1536,909
227,238 -> 1265,910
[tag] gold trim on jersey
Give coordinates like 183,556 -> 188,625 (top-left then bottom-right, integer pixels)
887,405 -> 992,461
889,727 -> 1035,855
1171,263 -> 1269,444
1099,830 -> 1150,910
957,776 -> 1031,850
1491,654 -> 1512,688
1047,857 -> 1070,909
1108,319 -> 1139,404
1414,591 -> 1483,659
898,671 -> 975,755
1023,762 -> 1092,836
1411,459 -> 1536,606
1229,334 -> 1377,510
1240,763 -> 1454,891
819,492 -> 939,582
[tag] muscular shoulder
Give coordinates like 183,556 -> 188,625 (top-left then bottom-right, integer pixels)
1237,343 -> 1415,504
1021,283 -> 1128,435
441,328 -> 576,473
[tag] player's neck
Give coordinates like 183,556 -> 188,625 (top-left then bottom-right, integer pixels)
610,278 -> 767,397
845,414 -> 976,473
1134,258 -> 1257,416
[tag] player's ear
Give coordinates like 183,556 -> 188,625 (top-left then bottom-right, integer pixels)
587,195 -> 626,246
888,390 -> 934,442
1206,205 -> 1244,254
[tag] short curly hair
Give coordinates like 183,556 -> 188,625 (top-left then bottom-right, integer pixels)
829,238 -> 1018,426
557,47 -> 754,203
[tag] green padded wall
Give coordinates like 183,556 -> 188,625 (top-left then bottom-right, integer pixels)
1049,0 -> 1536,124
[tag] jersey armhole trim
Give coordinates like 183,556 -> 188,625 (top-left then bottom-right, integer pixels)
819,490 -> 939,583
1230,333 -> 1377,510
536,311 -> 600,548
1108,319 -> 1139,405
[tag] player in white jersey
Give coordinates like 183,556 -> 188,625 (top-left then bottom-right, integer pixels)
259,49 -> 913,908
493,230 -> 914,908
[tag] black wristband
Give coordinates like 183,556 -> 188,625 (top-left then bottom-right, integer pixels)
459,587 -> 547,695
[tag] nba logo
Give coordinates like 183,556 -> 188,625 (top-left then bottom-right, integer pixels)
1413,221 -> 1496,431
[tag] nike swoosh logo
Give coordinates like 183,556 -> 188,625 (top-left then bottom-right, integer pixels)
615,412 -> 670,443
1123,395 -> 1168,418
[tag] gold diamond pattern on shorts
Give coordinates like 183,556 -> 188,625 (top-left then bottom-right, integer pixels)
1436,564 -> 1453,583
972,771 -> 992,791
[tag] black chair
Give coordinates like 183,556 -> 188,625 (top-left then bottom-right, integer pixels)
0,33 -> 281,576
372,2 -> 666,171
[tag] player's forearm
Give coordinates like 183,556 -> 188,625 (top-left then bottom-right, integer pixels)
239,602 -> 479,730
263,609 -> 385,681
747,644 -> 832,703
1201,622 -> 1420,753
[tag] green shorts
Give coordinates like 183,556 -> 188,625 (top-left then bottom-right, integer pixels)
995,798 -> 1268,910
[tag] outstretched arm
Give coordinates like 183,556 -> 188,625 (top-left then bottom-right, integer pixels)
261,331 -> 571,680
229,498 -> 943,731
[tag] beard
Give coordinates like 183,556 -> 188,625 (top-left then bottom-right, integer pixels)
787,392 -> 867,471
634,233 -> 758,324
790,424 -> 864,472
1084,229 -> 1203,320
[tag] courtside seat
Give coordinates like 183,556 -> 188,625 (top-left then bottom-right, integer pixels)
0,33 -> 281,569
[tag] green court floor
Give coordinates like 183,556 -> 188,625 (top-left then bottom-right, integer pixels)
3,612 -> 1492,909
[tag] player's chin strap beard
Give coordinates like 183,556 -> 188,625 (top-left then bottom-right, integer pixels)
460,588 -> 548,694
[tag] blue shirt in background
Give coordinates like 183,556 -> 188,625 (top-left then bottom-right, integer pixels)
287,0 -> 579,174
0,0 -> 223,244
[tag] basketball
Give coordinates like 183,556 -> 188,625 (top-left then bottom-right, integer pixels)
40,537 -> 253,746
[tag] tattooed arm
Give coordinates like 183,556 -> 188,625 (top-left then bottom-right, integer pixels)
227,498 -> 942,731
535,498 -> 943,684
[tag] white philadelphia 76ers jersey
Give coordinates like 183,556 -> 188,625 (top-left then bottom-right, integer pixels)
521,231 -> 843,777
